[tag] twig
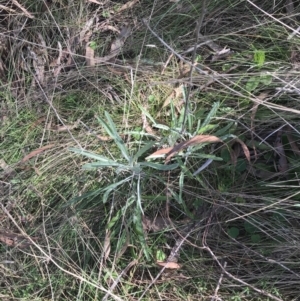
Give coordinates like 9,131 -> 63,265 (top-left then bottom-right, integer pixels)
211,261 -> 227,301
181,0 -> 207,133
12,0 -> 34,18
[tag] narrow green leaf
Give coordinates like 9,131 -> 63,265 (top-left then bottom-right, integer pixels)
82,162 -> 126,169
69,148 -> 110,162
96,115 -> 115,138
133,141 -> 156,162
214,122 -> 234,137
179,172 -> 184,204
153,124 -> 170,131
202,102 -> 220,128
107,210 -> 122,229
136,176 -> 143,214
139,105 -> 157,124
140,162 -> 179,170
192,153 -> 223,161
104,111 -> 119,137
104,112 -> 130,162
197,124 -> 218,134
96,113 -> 130,162
102,177 -> 131,203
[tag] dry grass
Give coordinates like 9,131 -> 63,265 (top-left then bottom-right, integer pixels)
1,1 -> 300,300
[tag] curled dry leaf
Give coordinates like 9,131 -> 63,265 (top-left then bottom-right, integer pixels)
157,84 -> 184,118
146,135 -> 222,162
165,135 -> 221,163
21,144 -> 55,163
234,138 -> 250,162
94,26 -> 131,63
156,260 -> 181,269
146,147 -> 173,160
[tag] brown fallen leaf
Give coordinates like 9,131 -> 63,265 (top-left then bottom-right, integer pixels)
165,135 -> 221,163
146,147 -> 173,160
94,26 -> 131,63
156,260 -> 181,269
21,144 -> 55,163
234,138 -> 250,162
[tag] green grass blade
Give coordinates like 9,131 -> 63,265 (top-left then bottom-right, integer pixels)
105,111 -> 130,162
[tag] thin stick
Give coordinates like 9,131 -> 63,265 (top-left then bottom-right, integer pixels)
210,261 -> 227,301
181,0 -> 207,133
12,0 -> 34,18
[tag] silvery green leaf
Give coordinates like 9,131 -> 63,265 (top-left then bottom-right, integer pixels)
140,162 -> 179,170
69,148 -> 110,162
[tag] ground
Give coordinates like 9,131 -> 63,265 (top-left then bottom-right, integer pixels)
1,1 -> 300,300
